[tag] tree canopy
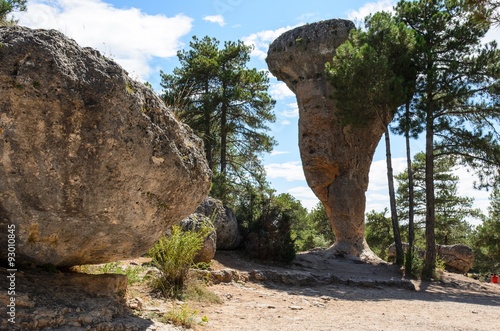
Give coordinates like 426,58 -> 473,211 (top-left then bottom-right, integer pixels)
161,36 -> 276,204
394,0 -> 500,278
0,0 -> 26,24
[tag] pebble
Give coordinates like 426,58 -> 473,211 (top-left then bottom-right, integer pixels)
289,305 -> 303,310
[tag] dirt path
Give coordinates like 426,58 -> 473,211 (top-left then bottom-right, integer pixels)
4,250 -> 498,330
189,251 -> 500,331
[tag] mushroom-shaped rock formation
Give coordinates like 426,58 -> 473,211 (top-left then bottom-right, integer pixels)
0,26 -> 211,267
267,19 -> 386,262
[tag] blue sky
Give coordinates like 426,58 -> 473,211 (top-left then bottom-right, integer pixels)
13,0 -> 500,224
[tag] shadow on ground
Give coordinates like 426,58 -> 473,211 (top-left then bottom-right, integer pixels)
0,267 -> 157,330
210,250 -> 500,308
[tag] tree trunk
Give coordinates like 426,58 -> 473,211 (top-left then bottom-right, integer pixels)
203,82 -> 213,171
220,99 -> 228,200
404,101 -> 416,277
423,106 -> 436,279
385,127 -> 404,265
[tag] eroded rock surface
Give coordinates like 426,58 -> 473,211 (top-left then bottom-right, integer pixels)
195,197 -> 242,250
0,26 -> 211,267
437,244 -> 474,273
388,243 -> 474,273
179,214 -> 217,264
267,19 -> 386,262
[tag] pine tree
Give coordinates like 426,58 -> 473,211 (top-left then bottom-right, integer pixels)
161,36 -> 276,204
0,0 -> 27,24
395,153 -> 481,246
471,188 -> 500,272
395,0 -> 500,279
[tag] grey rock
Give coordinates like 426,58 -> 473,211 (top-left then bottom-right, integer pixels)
0,26 -> 211,266
179,214 -> 216,264
437,244 -> 474,273
195,197 -> 242,250
267,19 -> 383,262
388,242 -> 474,273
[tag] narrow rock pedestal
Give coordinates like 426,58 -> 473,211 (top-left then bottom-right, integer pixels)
267,19 -> 387,262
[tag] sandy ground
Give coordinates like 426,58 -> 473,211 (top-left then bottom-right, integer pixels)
4,249 -> 497,330
186,251 -> 500,331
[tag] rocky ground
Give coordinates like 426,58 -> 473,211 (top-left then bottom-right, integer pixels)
1,250 -> 499,330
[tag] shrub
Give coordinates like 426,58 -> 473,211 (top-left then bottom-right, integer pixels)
244,202 -> 296,263
149,225 -> 208,298
162,303 -> 208,328
73,261 -> 145,285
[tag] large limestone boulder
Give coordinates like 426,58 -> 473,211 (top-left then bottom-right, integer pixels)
0,26 -> 211,267
267,19 -> 385,262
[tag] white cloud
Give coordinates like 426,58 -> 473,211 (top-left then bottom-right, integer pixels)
365,157 -> 406,213
287,186 -> 319,210
14,0 -> 193,81
347,0 -> 396,25
366,157 -> 489,225
367,157 -> 407,192
270,150 -> 290,156
265,161 -> 305,182
296,13 -> 321,23
203,15 -> 225,26
270,81 -> 295,100
243,24 -> 300,60
279,102 -> 299,118
484,25 -> 500,46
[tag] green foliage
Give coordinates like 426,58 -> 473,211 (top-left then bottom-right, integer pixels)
395,0 -> 500,279
326,11 -> 416,127
160,36 -> 276,204
236,187 -> 333,255
74,262 -> 145,285
183,277 -> 222,304
407,250 -> 424,278
237,191 -> 296,263
149,225 -> 208,298
395,152 -> 481,245
162,304 -> 207,328
294,202 -> 334,251
365,209 -> 394,260
0,0 -> 26,25
465,0 -> 500,25
470,188 -> 500,273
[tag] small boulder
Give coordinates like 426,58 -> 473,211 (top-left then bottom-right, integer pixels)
387,243 -> 474,273
179,214 -> 216,264
437,244 -> 474,273
195,197 -> 242,250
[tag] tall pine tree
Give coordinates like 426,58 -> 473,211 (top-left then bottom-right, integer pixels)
395,0 -> 500,279
161,36 -> 276,204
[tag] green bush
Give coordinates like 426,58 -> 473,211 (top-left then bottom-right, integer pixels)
149,225 -> 208,298
162,303 -> 208,328
73,261 -> 145,285
244,202 -> 296,264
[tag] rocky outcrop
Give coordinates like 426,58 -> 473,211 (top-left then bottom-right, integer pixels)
0,267 -> 133,330
437,244 -> 474,273
179,214 -> 217,264
388,243 -> 474,273
266,19 -> 384,262
0,26 -> 211,267
195,197 -> 242,250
